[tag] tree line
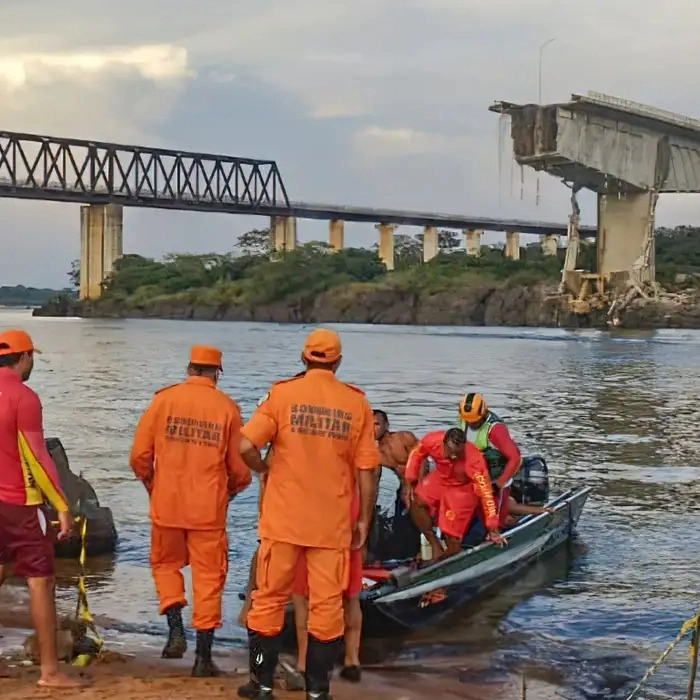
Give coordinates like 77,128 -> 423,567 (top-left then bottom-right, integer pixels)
62,225 -> 700,306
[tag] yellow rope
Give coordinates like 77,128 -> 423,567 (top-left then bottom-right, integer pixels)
51,516 -> 104,666
624,613 -> 700,700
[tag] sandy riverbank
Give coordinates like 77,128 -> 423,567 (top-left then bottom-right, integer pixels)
0,591 -> 563,700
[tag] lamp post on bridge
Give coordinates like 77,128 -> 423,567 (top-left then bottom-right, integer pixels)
538,37 -> 556,104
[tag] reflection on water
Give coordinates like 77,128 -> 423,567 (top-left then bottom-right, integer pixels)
1,310 -> 699,698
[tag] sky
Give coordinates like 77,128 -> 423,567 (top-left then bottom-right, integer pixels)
2,0 -> 700,288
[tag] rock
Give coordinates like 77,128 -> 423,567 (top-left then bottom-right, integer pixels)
31,282 -> 700,330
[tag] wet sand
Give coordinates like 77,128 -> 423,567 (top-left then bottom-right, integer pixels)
0,651 -> 563,700
1,592 -> 563,700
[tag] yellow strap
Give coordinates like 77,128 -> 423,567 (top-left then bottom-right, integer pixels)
51,515 -> 104,663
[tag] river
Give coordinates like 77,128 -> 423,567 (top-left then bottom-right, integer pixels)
1,308 -> 699,699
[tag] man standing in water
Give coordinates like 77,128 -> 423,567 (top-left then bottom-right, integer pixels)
237,329 -> 379,700
0,330 -> 87,689
130,345 -> 252,677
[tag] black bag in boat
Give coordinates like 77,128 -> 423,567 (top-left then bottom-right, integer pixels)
42,438 -> 118,558
366,487 -> 421,563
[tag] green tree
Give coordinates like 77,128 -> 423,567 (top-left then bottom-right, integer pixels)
236,228 -> 271,256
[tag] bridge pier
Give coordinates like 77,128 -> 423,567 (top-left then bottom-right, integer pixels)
598,192 -> 656,285
540,234 -> 559,257
376,223 -> 397,271
270,216 -> 297,257
328,219 -> 344,252
505,231 -> 520,260
423,226 -> 438,262
465,229 -> 482,257
79,204 -> 123,301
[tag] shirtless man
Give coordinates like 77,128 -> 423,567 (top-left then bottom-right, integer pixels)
373,410 -> 427,503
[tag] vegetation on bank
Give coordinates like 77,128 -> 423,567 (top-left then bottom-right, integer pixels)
54,225 -> 700,311
0,285 -> 66,306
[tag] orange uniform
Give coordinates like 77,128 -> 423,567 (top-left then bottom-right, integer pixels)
129,346 -> 251,631
243,334 -> 379,644
405,430 -> 498,539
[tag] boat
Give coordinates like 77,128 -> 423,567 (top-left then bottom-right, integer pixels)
356,484 -> 591,636
43,438 -> 118,558
261,455 -> 590,639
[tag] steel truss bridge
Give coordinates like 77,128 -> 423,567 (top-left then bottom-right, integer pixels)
0,130 -> 596,238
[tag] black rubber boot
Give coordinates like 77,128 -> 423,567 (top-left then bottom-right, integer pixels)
304,635 -> 342,700
191,629 -> 221,677
162,604 -> 187,659
236,630 -> 280,699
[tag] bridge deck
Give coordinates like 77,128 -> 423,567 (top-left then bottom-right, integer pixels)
0,129 -> 595,237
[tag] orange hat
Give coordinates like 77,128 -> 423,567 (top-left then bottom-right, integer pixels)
189,345 -> 223,369
302,328 -> 342,364
0,329 -> 41,357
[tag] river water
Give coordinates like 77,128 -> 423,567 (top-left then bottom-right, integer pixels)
1,308 -> 699,699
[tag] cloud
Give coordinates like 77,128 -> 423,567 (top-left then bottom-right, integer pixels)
354,126 -> 466,158
3,0 -> 700,287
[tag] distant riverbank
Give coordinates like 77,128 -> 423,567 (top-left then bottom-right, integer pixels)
32,281 -> 700,329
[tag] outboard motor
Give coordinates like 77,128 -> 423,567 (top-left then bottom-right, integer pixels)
511,455 -> 549,505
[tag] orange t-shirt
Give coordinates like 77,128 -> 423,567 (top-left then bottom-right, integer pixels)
129,375 -> 252,530
242,368 -> 379,549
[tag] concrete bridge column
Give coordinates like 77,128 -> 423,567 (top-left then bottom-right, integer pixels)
597,192 -> 656,285
79,204 -> 123,301
464,229 -> 482,257
376,223 -> 397,271
540,234 -> 559,257
505,231 -> 520,260
270,216 -> 297,257
328,219 -> 344,252
423,226 -> 439,262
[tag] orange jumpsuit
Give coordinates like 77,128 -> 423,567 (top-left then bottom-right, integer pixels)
243,369 -> 379,642
405,431 -> 498,539
129,375 -> 251,630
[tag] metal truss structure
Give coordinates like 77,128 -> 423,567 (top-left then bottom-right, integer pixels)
0,130 -> 290,213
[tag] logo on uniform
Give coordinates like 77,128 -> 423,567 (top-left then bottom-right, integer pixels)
257,392 -> 270,407
445,510 -> 455,521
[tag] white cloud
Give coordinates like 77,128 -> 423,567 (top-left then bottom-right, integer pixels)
0,45 -> 191,90
354,126 -> 466,158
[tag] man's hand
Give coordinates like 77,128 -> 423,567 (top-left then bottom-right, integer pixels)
401,483 -> 414,510
544,506 -> 555,514
351,520 -> 369,550
57,511 -> 74,541
487,529 -> 507,548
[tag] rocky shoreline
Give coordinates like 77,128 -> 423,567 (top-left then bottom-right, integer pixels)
32,283 -> 700,329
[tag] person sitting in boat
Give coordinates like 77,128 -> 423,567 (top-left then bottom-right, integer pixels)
458,393 -> 522,529
404,428 -> 505,560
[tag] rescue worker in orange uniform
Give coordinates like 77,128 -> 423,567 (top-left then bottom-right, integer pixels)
238,329 -> 379,700
129,345 -> 252,677
405,428 -> 504,559
458,393 -> 522,528
291,489 -> 364,684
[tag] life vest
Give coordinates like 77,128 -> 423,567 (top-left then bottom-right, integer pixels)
460,410 -> 507,481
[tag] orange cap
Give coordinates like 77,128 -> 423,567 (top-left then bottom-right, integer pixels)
0,329 -> 41,357
302,328 -> 342,364
189,345 -> 223,369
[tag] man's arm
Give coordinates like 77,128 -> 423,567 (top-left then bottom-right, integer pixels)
489,424 -> 522,488
129,399 -> 158,492
226,406 -> 252,497
17,392 -> 69,513
404,437 -> 430,484
469,451 -> 500,532
239,393 -> 278,474
354,404 -> 381,526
